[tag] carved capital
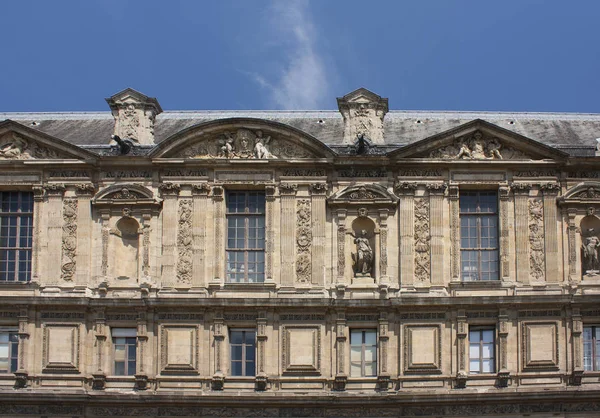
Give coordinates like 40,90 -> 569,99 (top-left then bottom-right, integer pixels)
426,183 -> 447,194
448,185 -> 459,200
499,186 -> 511,200
75,183 -> 96,196
191,183 -> 211,195
393,181 -> 417,195
279,183 -> 298,195
512,183 -> 532,194
32,186 -> 45,201
43,183 -> 66,196
158,182 -> 180,196
310,183 -> 328,194
212,186 -> 224,199
265,185 -> 276,198
540,182 -> 561,195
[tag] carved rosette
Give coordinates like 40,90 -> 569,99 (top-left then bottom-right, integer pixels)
528,199 -> 545,281
414,198 -> 431,282
296,199 -> 312,283
61,199 -> 78,281
177,200 -> 193,284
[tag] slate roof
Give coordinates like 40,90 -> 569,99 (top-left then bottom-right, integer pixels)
1,110 -> 600,156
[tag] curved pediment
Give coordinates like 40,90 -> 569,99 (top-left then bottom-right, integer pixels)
93,184 -> 159,205
559,182 -> 600,205
329,184 -> 398,205
150,118 -> 335,159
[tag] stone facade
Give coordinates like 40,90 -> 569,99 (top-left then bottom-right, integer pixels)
0,88 -> 599,417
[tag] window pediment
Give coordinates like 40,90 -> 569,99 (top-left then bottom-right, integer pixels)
559,182 -> 600,205
93,184 -> 160,206
328,184 -> 397,207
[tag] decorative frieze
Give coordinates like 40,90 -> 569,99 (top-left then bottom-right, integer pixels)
296,199 -> 312,284
280,314 -> 325,321
61,199 -> 77,281
282,168 -> 326,177
157,313 -> 204,321
177,199 -> 193,284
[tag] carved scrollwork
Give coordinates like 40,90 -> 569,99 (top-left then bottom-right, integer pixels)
61,199 -> 78,281
414,198 -> 430,282
296,199 -> 312,283
528,199 -> 545,280
177,200 -> 193,284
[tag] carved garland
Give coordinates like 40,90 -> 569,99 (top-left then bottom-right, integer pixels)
61,199 -> 78,281
414,198 -> 431,282
295,199 -> 312,283
528,199 -> 545,281
177,200 -> 193,284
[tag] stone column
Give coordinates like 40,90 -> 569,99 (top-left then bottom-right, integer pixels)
498,186 -> 511,281
541,183 -> 560,283
255,311 -> 268,390
395,183 -> 417,287
448,186 -> 460,282
427,184 -> 446,286
75,184 -> 95,287
378,311 -> 390,390
159,183 -> 180,288
279,184 -> 297,288
210,186 -> 224,285
192,184 -> 210,289
135,309 -> 149,390
141,210 -> 152,280
571,308 -> 584,385
99,209 -> 110,279
265,186 -> 276,284
513,184 -> 531,284
334,310 -> 347,390
336,209 -> 348,287
212,310 -> 225,390
14,305 -> 29,388
566,208 -> 580,282
44,184 -> 65,285
456,310 -> 467,387
378,209 -> 389,285
31,187 -> 44,282
92,308 -> 107,389
497,309 -> 510,387
311,184 -> 327,287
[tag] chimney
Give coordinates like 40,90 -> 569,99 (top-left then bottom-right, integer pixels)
106,88 -> 163,145
337,88 -> 388,145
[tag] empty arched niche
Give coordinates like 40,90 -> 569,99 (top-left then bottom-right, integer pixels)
109,215 -> 140,280
580,208 -> 600,275
350,217 -> 376,278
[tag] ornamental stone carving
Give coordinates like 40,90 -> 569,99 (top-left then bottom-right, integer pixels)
528,199 -> 545,280
414,198 -> 431,282
296,199 -> 312,283
176,128 -> 314,159
337,88 -> 389,145
106,88 -> 162,145
351,230 -> 373,277
177,200 -> 193,284
61,199 -> 78,281
0,133 -> 63,160
429,130 -> 530,160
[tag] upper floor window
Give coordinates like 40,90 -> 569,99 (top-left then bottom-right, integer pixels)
226,191 -> 265,283
112,328 -> 137,376
0,192 -> 33,282
350,329 -> 377,377
0,330 -> 18,373
584,326 -> 600,371
469,327 -> 495,374
460,191 -> 499,281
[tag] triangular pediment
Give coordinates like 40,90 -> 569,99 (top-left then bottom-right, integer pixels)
388,119 -> 568,161
337,88 -> 388,106
328,184 -> 398,205
150,118 -> 335,159
0,120 -> 98,161
105,87 -> 163,113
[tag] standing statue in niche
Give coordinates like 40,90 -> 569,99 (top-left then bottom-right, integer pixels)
351,230 -> 373,276
582,228 -> 600,273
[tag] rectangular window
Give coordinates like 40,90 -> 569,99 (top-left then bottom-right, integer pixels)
469,327 -> 495,374
350,329 -> 377,377
460,191 -> 499,281
584,326 -> 600,371
112,328 -> 136,376
0,331 -> 18,373
226,191 -> 265,283
0,192 -> 33,282
230,329 -> 256,376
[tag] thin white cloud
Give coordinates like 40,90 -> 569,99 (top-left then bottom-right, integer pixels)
253,0 -> 329,110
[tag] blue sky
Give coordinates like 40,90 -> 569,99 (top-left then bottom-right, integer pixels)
1,0 -> 598,113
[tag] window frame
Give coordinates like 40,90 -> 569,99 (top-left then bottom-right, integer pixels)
583,325 -> 600,372
229,328 -> 256,377
225,191 -> 266,283
349,328 -> 378,377
0,191 -> 33,283
111,328 -> 137,376
0,329 -> 18,373
459,190 -> 499,281
468,326 -> 496,375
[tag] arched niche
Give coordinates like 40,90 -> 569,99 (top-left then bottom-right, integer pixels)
92,184 -> 162,286
580,208 -> 600,276
350,217 -> 376,279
